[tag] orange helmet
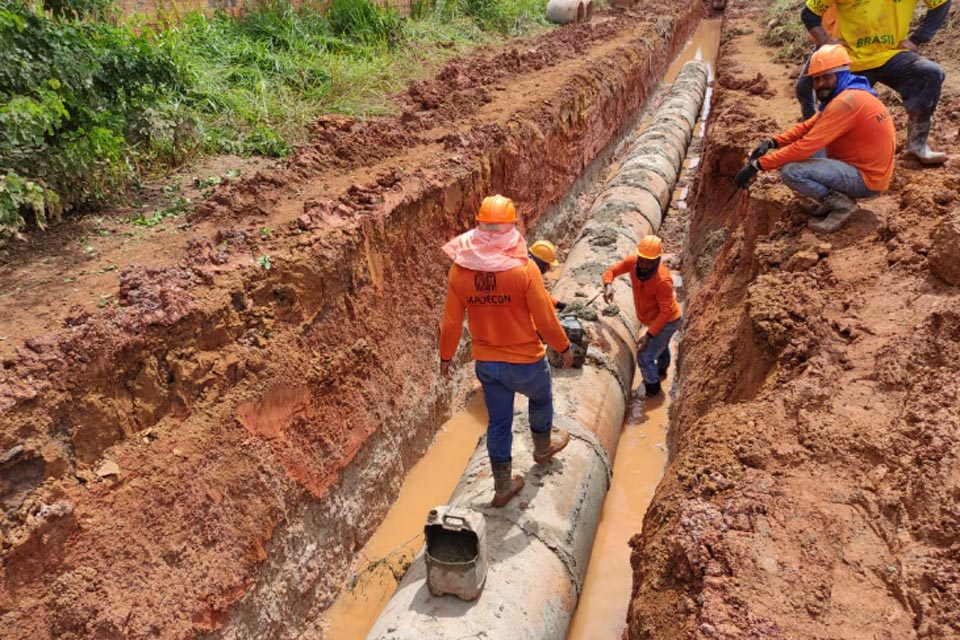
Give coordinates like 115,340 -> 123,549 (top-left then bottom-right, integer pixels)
636,235 -> 663,260
529,240 -> 560,266
806,44 -> 851,77
476,194 -> 518,223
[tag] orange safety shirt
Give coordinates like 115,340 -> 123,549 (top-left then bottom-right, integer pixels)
602,258 -> 681,336
759,88 -> 895,192
440,261 -> 571,363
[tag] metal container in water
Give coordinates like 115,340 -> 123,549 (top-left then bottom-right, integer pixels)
424,506 -> 488,601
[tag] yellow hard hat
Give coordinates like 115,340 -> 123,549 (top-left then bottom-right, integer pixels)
636,235 -> 663,260
806,44 -> 851,77
529,240 -> 561,266
476,194 -> 518,223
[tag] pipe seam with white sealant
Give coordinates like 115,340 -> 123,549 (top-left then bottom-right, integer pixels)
365,61 -> 708,640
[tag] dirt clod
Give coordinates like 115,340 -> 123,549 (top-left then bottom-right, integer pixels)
929,216 -> 960,285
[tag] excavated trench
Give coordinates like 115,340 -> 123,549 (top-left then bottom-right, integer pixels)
9,0 -> 956,635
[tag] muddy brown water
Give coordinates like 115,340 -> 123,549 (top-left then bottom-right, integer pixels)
566,370 -> 673,639
320,394 -> 487,638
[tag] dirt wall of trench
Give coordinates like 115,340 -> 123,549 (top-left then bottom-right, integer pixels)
0,6 -> 706,638
625,1 -> 960,637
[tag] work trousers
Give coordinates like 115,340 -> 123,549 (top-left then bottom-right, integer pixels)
796,49 -> 944,119
476,357 -> 553,464
637,317 -> 682,385
780,158 -> 877,201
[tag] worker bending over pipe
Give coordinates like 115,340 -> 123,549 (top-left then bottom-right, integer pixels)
528,239 -> 568,311
602,234 -> 682,398
439,194 -> 574,508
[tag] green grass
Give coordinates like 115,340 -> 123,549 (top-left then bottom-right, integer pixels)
169,0 -> 549,147
0,0 -> 551,236
760,0 -> 811,64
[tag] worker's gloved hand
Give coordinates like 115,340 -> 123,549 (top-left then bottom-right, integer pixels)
749,138 -> 777,161
555,300 -> 567,311
735,160 -> 760,190
440,359 -> 453,379
602,283 -> 614,304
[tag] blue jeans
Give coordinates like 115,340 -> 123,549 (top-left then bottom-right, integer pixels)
476,358 -> 553,464
780,158 -> 877,201
637,317 -> 682,385
797,49 -> 944,118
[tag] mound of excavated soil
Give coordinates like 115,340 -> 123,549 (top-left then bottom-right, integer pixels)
626,0 -> 960,637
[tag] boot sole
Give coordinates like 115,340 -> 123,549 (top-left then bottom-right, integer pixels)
905,149 -> 947,166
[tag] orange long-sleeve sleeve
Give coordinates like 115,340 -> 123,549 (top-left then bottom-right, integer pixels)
602,256 -> 681,336
439,261 -> 570,363
759,89 -> 895,192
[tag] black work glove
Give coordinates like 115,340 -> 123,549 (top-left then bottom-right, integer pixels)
555,300 -> 567,311
735,160 -> 760,190
749,138 -> 777,161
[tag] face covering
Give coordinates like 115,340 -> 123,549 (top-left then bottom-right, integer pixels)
818,70 -> 878,111
441,226 -> 528,272
636,256 -> 661,281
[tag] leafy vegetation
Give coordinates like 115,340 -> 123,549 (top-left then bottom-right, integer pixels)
760,0 -> 811,64
0,0 -> 549,238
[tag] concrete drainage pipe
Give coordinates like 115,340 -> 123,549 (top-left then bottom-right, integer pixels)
546,0 -> 593,25
365,61 -> 708,640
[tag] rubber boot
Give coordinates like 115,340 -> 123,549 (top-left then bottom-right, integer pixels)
532,428 -> 570,464
905,113 -> 947,166
644,381 -> 662,397
490,461 -> 524,508
809,190 -> 858,234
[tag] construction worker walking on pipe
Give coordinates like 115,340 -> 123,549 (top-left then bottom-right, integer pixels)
527,239 -> 568,311
602,234 -> 682,398
798,0 -> 950,165
735,44 -> 895,234
439,195 -> 574,508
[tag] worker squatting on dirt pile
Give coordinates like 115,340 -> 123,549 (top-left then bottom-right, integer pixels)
797,0 -> 951,165
735,44 -> 895,234
438,194 -> 574,508
528,239 -> 569,311
601,234 -> 682,398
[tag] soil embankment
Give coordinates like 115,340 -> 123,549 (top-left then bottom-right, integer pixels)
0,5 -> 706,638
626,0 -> 960,637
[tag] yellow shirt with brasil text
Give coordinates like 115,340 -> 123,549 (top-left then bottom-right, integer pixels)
806,0 -> 950,71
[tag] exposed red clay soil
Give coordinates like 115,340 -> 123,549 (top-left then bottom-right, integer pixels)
0,4 -> 707,638
626,0 -> 960,638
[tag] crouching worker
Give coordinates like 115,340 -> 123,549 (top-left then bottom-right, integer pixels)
602,235 -> 682,398
735,44 -> 895,234
439,194 -> 574,508
528,239 -> 568,311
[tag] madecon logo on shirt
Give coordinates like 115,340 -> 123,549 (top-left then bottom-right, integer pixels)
468,272 -> 513,305
856,33 -> 896,48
